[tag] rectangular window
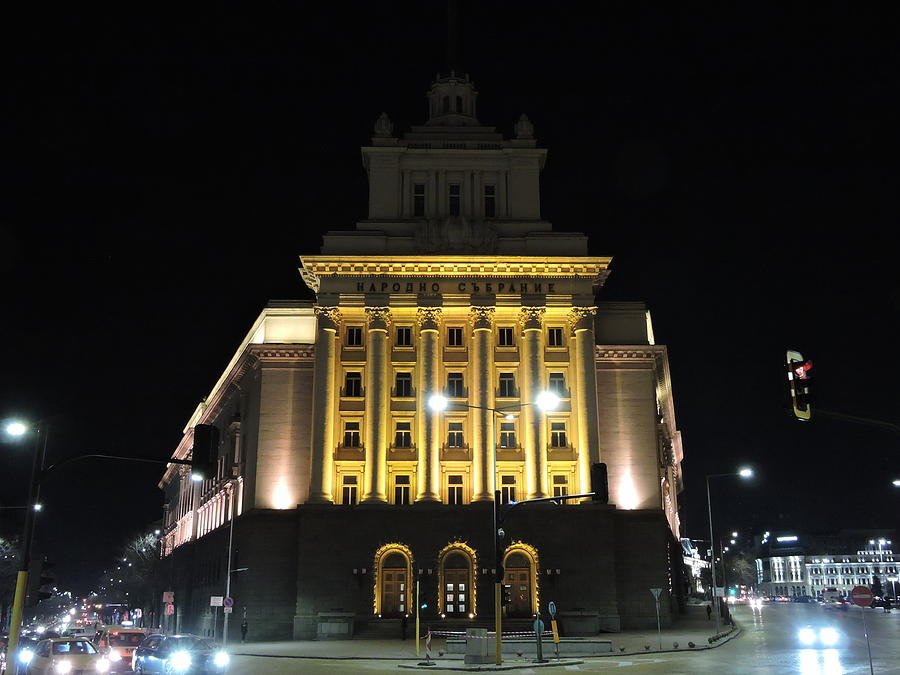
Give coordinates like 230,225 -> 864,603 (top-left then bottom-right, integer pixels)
498,373 -> 516,398
484,184 -> 496,217
550,421 -> 568,448
343,421 -> 361,448
548,372 -> 566,396
500,475 -> 517,504
447,421 -> 464,447
342,475 -> 358,505
413,183 -> 426,217
396,326 -> 412,347
548,327 -> 564,347
449,183 -> 461,216
499,421 -> 517,448
344,372 -> 362,397
394,475 -> 411,505
447,327 -> 464,346
395,372 -> 413,398
447,372 -> 465,397
394,421 -> 412,448
447,474 -> 464,505
552,474 -> 569,497
498,327 -> 515,347
346,326 -> 363,347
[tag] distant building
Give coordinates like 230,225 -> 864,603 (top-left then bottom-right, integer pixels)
681,539 -> 710,596
157,67 -> 687,641
755,531 -> 898,598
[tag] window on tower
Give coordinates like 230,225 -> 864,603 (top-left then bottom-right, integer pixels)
344,372 -> 362,398
498,373 -> 517,398
447,372 -> 465,398
394,475 -> 411,505
396,326 -> 413,347
548,372 -> 566,396
550,421 -> 568,448
343,421 -> 361,448
449,184 -> 461,216
500,475 -> 517,504
484,184 -> 496,217
413,184 -> 426,217
499,421 -> 517,448
447,327 -> 464,346
447,475 -> 464,505
342,475 -> 358,505
447,421 -> 464,447
395,372 -> 413,398
394,421 -> 413,448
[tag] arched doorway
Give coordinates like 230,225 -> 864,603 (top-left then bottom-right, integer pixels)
443,552 -> 470,617
374,545 -> 413,618
503,546 -> 538,618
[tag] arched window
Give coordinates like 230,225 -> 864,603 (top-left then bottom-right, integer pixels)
442,96 -> 450,113
374,544 -> 413,617
438,543 -> 478,617
503,544 -> 539,618
456,96 -> 463,113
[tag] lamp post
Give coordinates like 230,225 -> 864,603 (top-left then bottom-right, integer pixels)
429,390 -> 561,665
706,468 -> 752,635
3,421 -> 48,670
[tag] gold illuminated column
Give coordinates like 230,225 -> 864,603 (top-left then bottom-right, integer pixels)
415,307 -> 442,502
470,306 -> 496,501
362,307 -> 391,503
570,306 -> 601,496
519,306 -> 548,499
307,306 -> 341,503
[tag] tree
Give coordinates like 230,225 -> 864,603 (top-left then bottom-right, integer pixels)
727,553 -> 757,589
1,536 -> 20,631
871,576 -> 884,598
93,530 -> 164,627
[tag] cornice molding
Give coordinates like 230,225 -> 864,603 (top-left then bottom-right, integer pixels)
300,256 -> 611,279
249,345 -> 316,360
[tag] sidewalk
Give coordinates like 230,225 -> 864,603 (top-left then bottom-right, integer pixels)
231,605 -> 740,667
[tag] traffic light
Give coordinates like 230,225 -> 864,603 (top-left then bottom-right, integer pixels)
502,584 -> 512,606
786,349 -> 812,421
590,462 -> 608,503
26,557 -> 55,607
191,424 -> 219,481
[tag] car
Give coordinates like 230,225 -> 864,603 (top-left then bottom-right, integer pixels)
19,637 -> 111,674
94,626 -> 148,671
132,635 -> 229,674
822,599 -> 849,611
796,625 -> 842,648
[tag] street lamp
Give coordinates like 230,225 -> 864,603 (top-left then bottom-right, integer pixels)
3,420 -> 48,667
427,390 -> 560,665
706,468 -> 753,635
892,479 -> 900,487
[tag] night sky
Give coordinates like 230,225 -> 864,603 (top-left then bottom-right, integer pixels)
2,3 -> 898,592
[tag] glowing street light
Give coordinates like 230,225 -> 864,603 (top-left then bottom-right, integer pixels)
427,394 -> 448,412
535,390 -> 560,411
738,468 -> 753,478
893,479 -> 900,487
5,421 -> 27,436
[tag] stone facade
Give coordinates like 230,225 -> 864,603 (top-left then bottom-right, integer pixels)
158,70 -> 686,642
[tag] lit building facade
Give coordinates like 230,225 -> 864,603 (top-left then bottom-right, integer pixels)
159,70 -> 686,640
755,533 -> 897,598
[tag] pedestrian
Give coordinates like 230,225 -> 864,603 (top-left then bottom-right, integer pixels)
240,618 -> 248,643
706,604 -> 711,620
401,614 -> 408,640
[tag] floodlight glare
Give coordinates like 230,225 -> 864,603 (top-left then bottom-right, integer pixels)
428,394 -> 448,412
5,422 -> 27,436
738,468 -> 753,478
535,391 -> 560,411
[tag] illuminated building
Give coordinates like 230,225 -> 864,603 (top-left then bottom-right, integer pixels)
159,69 -> 686,640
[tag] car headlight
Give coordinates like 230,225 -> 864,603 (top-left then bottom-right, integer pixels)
819,627 -> 839,646
107,649 -> 121,661
170,650 -> 192,671
214,651 -> 230,667
96,658 -> 111,672
19,649 -> 35,664
56,661 -> 73,674
798,627 -> 816,645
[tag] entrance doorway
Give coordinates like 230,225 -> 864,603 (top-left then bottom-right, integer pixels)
381,552 -> 408,617
443,552 -> 470,616
503,552 -> 533,618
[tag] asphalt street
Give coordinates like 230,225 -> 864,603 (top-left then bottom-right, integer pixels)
227,603 -> 900,674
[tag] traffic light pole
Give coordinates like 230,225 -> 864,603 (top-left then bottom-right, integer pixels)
492,489 -> 596,666
6,427 -> 43,673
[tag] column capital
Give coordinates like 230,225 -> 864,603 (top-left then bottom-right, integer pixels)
568,306 -> 598,334
518,306 -> 545,331
469,306 -> 495,330
416,306 -> 443,332
314,305 -> 342,331
365,306 -> 392,331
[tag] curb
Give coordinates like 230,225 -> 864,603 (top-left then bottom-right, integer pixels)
399,659 -> 585,671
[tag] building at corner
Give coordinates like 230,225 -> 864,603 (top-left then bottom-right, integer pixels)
158,70 -> 687,641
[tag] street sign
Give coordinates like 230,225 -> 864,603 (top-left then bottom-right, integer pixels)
223,597 -> 234,608
223,607 -> 233,614
210,596 -> 224,607
162,591 -> 174,603
547,601 -> 557,619
850,586 -> 874,607
164,603 -> 174,616
650,588 -> 662,600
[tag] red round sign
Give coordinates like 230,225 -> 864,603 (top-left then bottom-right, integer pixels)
850,586 -> 873,607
